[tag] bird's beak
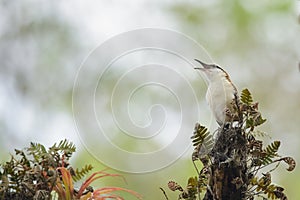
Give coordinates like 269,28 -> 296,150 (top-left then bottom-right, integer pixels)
194,59 -> 214,70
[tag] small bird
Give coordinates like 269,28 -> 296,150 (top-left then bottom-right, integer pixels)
194,59 -> 238,126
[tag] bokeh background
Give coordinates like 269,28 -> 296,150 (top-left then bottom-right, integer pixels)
1,0 -> 299,199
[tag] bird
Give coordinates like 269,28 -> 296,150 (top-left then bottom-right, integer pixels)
194,59 -> 238,126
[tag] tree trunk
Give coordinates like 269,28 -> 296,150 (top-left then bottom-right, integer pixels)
203,126 -> 248,200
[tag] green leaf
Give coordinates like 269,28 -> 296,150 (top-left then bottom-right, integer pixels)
49,139 -> 76,157
187,177 -> 197,187
72,164 -> 94,182
191,123 -> 209,146
265,141 -> 280,156
240,88 -> 253,105
258,141 -> 281,166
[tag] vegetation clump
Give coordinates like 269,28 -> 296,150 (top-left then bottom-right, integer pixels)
0,139 -> 142,200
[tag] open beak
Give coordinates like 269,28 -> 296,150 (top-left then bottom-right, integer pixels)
194,59 -> 214,70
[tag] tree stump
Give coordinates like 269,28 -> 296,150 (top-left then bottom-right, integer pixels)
203,126 -> 248,200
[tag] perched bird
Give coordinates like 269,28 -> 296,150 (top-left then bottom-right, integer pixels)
194,59 -> 238,126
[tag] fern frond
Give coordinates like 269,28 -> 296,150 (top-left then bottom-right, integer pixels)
14,149 -> 30,168
191,123 -> 213,162
264,184 -> 277,199
72,164 -> 94,182
186,177 -> 197,199
240,88 -> 253,105
257,141 -> 281,166
250,174 -> 287,199
274,157 -> 296,172
26,142 -> 47,161
49,139 -> 76,156
191,123 -> 209,147
253,114 -> 267,127
282,157 -> 296,171
168,181 -> 184,192
27,142 -> 47,154
246,113 -> 266,130
265,141 -> 280,157
251,130 -> 270,138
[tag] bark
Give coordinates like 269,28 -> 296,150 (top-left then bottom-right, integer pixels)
203,126 -> 248,200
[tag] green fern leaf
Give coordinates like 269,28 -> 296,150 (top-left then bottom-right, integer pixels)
72,164 -> 94,182
240,88 -> 253,105
265,141 -> 280,156
258,141 -> 281,165
186,177 -> 198,198
246,113 -> 266,129
191,123 -> 213,162
28,142 -> 47,154
191,123 -> 209,146
49,139 -> 76,156
254,114 -> 267,127
251,175 -> 287,200
26,142 -> 47,162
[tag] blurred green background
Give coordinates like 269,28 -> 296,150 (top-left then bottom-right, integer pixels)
0,0 -> 299,199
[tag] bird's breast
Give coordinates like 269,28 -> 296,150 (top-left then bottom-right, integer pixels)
206,81 -> 236,124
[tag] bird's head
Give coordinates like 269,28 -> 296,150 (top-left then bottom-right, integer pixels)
194,59 -> 230,83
